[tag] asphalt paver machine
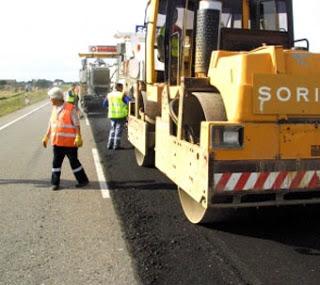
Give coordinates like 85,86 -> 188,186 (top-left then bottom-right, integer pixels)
79,45 -> 120,112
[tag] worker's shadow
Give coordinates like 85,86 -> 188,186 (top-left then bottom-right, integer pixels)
0,178 -> 101,190
203,205 -> 320,256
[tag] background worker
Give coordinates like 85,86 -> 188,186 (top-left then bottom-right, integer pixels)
65,83 -> 79,106
157,8 -> 181,84
65,83 -> 83,118
42,87 -> 89,190
103,82 -> 130,150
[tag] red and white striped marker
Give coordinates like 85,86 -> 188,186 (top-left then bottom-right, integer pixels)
214,170 -> 320,192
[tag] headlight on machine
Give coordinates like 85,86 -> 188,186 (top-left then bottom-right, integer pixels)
210,125 -> 244,148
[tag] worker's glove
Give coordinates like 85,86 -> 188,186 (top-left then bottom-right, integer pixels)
74,134 -> 83,147
42,135 -> 49,148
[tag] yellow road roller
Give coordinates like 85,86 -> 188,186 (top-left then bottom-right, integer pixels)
128,0 -> 320,223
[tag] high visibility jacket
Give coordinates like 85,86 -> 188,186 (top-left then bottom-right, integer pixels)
171,36 -> 179,58
50,103 -> 77,147
66,89 -> 78,104
107,91 -> 128,119
159,26 -> 180,58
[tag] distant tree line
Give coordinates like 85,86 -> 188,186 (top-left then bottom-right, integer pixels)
0,79 -> 77,92
33,79 -> 52,88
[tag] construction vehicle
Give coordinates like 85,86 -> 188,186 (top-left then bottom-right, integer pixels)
114,29 -> 154,98
112,33 -> 140,98
127,0 -> 320,224
79,46 -> 119,112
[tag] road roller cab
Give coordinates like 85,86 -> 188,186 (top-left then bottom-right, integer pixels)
128,0 -> 320,223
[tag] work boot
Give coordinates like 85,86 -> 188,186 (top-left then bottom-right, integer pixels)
75,180 -> 89,188
113,144 -> 121,150
51,185 -> 59,191
114,146 -> 124,150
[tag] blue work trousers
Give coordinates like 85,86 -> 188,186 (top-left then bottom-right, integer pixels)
107,118 -> 126,149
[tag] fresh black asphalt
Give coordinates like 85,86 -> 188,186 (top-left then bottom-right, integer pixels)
90,110 -> 320,285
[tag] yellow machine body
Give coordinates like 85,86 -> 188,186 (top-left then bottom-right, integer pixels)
128,0 -> 320,223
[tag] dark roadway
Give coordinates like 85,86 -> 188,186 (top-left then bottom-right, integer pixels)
90,110 -> 320,285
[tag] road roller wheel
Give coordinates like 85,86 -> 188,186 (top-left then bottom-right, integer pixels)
135,148 -> 155,167
178,92 -> 227,223
178,187 -> 226,224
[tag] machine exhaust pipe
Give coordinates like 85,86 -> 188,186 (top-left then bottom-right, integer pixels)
195,0 -> 222,76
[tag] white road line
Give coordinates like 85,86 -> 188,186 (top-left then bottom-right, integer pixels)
85,117 -> 90,126
0,102 -> 50,132
92,148 -> 110,199
87,112 -> 101,116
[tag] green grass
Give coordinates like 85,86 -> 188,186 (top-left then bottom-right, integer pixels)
0,89 -> 48,117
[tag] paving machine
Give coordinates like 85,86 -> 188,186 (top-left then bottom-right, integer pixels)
79,46 -> 120,112
128,0 -> 320,223
115,29 -> 153,97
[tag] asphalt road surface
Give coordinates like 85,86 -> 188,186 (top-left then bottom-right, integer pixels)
89,109 -> 320,285
3,101 -> 320,285
0,101 -> 137,285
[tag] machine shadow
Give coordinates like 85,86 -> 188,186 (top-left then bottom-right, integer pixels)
108,180 -> 176,191
203,205 -> 320,255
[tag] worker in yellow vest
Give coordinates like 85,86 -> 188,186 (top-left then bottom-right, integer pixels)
156,8 -> 181,84
104,83 -> 130,150
42,87 -> 89,190
65,83 -> 83,118
65,83 -> 79,105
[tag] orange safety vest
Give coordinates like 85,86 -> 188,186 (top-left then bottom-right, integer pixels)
50,103 -> 77,147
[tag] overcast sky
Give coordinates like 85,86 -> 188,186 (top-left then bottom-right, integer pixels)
0,0 -> 318,82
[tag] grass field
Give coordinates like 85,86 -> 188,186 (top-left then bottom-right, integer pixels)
0,89 -> 48,117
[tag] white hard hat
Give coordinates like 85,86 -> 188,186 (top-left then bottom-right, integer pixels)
118,79 -> 126,85
48,87 -> 64,100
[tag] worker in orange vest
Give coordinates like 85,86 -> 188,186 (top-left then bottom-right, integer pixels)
42,87 -> 89,190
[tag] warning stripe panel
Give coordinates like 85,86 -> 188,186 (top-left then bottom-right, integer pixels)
299,171 -> 315,188
215,173 -> 232,192
243,172 -> 259,191
225,173 -> 242,192
214,170 -> 320,192
234,172 -> 251,192
253,172 -> 269,190
290,171 -> 306,189
272,171 -> 288,190
262,172 -> 278,190
309,172 -> 320,189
